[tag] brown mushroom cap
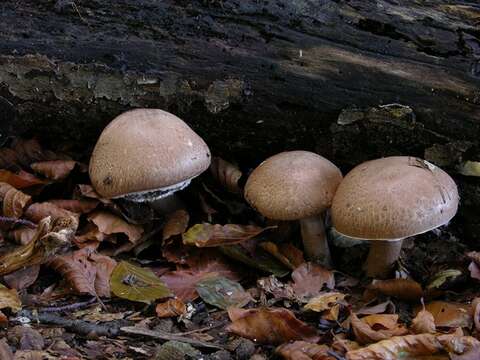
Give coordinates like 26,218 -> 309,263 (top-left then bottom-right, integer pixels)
244,151 -> 343,220
331,156 -> 459,240
89,109 -> 211,199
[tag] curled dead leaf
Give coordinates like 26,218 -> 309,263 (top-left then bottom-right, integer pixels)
155,299 -> 187,318
0,182 -> 32,218
350,313 -> 408,345
163,210 -> 190,241
367,278 -> 423,302
88,211 -> 143,244
346,334 -> 443,360
209,157 -> 243,194
31,160 -> 77,181
304,292 -> 346,321
276,341 -> 336,360
0,284 -> 21,312
227,307 -> 319,344
0,216 -> 75,276
25,202 -> 79,223
437,333 -> 480,354
183,223 -> 274,247
0,170 -> 47,189
411,308 -> 436,334
292,262 -> 335,302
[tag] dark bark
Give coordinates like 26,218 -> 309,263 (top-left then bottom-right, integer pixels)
0,0 -> 479,235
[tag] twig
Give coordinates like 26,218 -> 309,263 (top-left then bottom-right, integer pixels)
39,297 -> 97,313
0,216 -> 37,229
120,326 -> 224,350
15,310 -> 126,337
173,323 -> 224,336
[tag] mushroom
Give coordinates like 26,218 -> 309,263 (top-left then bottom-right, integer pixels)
331,156 -> 459,278
89,109 -> 211,212
244,151 -> 343,267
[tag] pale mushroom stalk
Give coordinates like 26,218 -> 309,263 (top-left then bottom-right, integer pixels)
365,239 -> 403,278
300,214 -> 332,267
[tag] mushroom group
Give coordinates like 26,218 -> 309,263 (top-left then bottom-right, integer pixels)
89,109 -> 460,279
89,109 -> 211,211
331,156 -> 459,278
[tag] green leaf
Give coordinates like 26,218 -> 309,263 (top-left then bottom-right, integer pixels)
196,276 -> 252,310
219,245 -> 289,277
110,261 -> 171,303
426,269 -> 462,290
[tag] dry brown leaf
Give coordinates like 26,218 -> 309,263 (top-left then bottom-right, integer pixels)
411,308 -> 436,334
182,223 -> 273,247
0,182 -> 32,218
25,202 -> 79,223
350,313 -> 408,345
227,307 -> 319,345
88,211 -> 143,243
0,285 -> 21,312
155,299 -> 187,318
49,199 -> 99,214
0,217 -> 76,276
0,170 -> 47,189
3,265 -> 40,290
49,248 -> 116,297
160,252 -> 241,301
304,292 -> 346,316
345,334 -> 444,360
209,157 -> 243,193
276,341 -> 336,360
31,160 -> 77,181
292,262 -> 335,302
422,301 -> 472,328
163,209 -> 190,241
89,252 -> 118,298
367,278 -> 423,302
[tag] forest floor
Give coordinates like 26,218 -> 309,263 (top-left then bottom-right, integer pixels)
0,138 -> 479,360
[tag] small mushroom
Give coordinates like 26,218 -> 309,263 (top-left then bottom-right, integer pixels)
244,151 -> 343,267
89,109 -> 211,211
331,156 -> 459,278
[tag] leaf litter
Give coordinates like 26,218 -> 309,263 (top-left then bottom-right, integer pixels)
0,140 -> 477,359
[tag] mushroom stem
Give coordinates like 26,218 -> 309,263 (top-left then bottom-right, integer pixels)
299,214 -> 332,268
150,194 -> 186,214
365,239 -> 403,278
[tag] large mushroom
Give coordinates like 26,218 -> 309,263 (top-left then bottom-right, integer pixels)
89,109 -> 211,211
331,156 -> 459,278
244,151 -> 343,267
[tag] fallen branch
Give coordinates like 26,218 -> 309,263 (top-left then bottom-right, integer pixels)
39,297 -> 97,313
14,309 -> 126,337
